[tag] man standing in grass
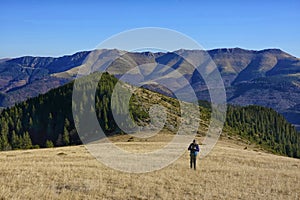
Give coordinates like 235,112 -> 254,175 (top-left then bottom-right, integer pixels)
188,139 -> 200,170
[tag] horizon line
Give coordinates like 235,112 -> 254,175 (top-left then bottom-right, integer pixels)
1,47 -> 298,60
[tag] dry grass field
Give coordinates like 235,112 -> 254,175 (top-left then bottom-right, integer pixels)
0,135 -> 299,200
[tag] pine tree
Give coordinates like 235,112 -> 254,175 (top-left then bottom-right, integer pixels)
11,130 -> 21,149
22,132 -> 32,149
56,134 -> 63,146
64,118 -> 70,131
0,120 -> 11,150
47,113 -> 54,139
45,140 -> 54,148
63,127 -> 70,145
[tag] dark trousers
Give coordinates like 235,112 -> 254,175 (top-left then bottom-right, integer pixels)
190,155 -> 196,170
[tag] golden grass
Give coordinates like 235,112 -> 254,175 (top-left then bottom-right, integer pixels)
0,135 -> 299,200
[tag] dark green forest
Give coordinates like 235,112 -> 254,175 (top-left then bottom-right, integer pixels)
0,72 -> 148,150
0,72 -> 117,150
225,105 -> 300,157
0,72 -> 299,158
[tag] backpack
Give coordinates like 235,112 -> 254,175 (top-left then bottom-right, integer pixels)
189,143 -> 199,156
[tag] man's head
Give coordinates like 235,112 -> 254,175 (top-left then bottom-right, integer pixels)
193,139 -> 196,144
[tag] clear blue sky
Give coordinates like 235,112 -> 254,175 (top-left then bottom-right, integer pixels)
1,0 -> 300,58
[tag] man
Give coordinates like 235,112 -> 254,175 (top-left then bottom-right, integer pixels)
188,139 -> 199,170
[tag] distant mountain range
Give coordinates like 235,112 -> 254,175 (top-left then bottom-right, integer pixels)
1,48 -> 299,128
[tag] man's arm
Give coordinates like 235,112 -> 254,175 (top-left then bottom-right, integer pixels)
196,144 -> 200,152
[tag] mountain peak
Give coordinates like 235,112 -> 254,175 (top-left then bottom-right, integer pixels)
258,48 -> 284,54
207,47 -> 253,54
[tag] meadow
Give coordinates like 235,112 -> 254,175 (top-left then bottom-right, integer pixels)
0,135 -> 299,199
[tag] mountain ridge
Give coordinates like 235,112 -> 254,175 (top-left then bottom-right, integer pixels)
3,47 -> 296,60
0,47 -> 299,129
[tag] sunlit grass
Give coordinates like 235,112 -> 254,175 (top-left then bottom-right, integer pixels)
0,135 -> 299,199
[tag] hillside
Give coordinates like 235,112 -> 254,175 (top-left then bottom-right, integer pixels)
0,72 -> 299,158
0,48 -> 300,129
0,138 -> 299,199
0,51 -> 90,107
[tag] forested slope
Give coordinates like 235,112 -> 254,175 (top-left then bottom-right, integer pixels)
0,72 -> 299,158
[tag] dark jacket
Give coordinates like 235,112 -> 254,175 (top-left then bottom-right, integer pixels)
188,143 -> 199,156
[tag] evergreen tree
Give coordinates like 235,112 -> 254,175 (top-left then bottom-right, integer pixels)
0,120 -> 11,150
22,132 -> 32,149
63,127 -> 70,145
11,130 -> 21,149
56,134 -> 63,146
45,140 -> 54,148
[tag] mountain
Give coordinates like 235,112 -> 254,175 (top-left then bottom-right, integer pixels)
0,72 -> 299,158
0,51 -> 90,107
206,48 -> 300,129
0,48 -> 300,129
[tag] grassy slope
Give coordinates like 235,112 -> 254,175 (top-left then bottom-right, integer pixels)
0,134 -> 299,200
1,72 -> 298,158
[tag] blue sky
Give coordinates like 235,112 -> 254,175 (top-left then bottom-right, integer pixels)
1,0 -> 300,58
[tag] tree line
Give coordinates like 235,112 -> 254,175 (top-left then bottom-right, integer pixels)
225,105 -> 300,158
0,72 -> 299,158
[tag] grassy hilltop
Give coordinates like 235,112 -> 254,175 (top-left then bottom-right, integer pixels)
0,136 -> 299,199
